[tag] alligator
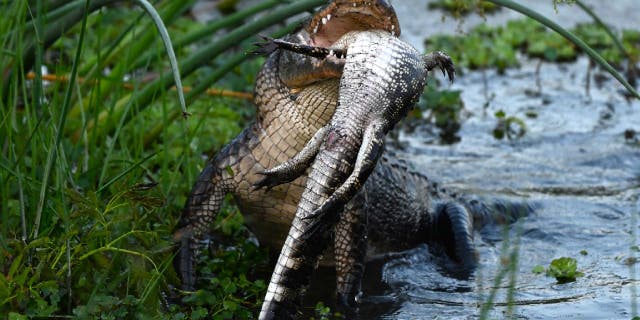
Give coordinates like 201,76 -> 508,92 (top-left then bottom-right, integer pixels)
173,0 -> 531,318
251,29 -> 455,318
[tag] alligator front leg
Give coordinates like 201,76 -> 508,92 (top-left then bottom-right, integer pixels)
253,125 -> 328,190
173,163 -> 233,290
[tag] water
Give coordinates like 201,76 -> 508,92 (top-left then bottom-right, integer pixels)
396,0 -> 640,50
348,56 -> 639,319
347,2 -> 640,317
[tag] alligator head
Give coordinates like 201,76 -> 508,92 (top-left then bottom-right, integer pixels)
277,0 -> 401,88
306,0 -> 400,46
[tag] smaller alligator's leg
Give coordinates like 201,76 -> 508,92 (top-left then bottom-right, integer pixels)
173,164 -> 233,290
304,120 -> 386,220
430,202 -> 477,271
253,36 -> 347,59
253,125 -> 329,190
334,188 -> 368,310
422,51 -> 456,82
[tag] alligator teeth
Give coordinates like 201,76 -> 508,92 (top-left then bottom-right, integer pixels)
313,25 -> 319,34
326,14 -> 331,21
322,17 -> 327,25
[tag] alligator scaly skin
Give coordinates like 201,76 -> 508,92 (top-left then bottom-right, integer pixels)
174,52 -> 341,289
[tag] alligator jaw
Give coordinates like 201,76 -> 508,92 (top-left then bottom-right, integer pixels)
306,0 -> 400,47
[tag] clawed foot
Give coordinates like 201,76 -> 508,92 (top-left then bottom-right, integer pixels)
252,170 -> 288,191
251,35 -> 280,56
424,51 -> 456,82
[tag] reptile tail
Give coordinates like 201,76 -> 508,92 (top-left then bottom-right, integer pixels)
460,196 -> 534,229
425,197 -> 534,273
430,202 -> 477,272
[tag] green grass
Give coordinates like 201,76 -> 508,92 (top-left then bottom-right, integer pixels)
0,1 -> 322,318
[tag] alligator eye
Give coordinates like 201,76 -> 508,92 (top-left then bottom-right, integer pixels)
289,93 -> 299,101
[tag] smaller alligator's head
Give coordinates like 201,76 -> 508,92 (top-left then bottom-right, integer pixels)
279,0 -> 401,88
306,0 -> 400,47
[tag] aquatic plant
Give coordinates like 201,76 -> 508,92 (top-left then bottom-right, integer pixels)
486,0 -> 638,98
428,0 -> 500,16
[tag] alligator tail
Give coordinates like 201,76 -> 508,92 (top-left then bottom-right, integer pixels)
431,202 -> 477,271
425,195 -> 534,274
459,196 -> 535,229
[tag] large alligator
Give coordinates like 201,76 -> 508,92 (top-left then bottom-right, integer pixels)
252,29 -> 455,318
173,0 -> 531,318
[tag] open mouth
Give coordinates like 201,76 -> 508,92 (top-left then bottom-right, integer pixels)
306,0 -> 400,47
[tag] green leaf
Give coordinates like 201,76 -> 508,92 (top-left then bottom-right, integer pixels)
532,265 -> 545,274
546,257 -> 583,283
8,313 -> 28,320
191,307 -> 209,320
222,300 -> 238,311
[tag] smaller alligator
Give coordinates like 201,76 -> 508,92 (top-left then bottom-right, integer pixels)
253,30 -> 454,319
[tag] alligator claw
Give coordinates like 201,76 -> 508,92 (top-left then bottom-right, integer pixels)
423,51 -> 455,83
251,35 -> 279,56
252,168 -> 297,191
252,171 -> 277,191
434,51 -> 455,82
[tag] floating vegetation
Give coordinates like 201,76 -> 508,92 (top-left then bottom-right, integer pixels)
428,0 -> 501,17
533,257 -> 584,284
426,19 -> 640,71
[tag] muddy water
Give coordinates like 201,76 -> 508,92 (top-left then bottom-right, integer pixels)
349,55 -> 640,319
